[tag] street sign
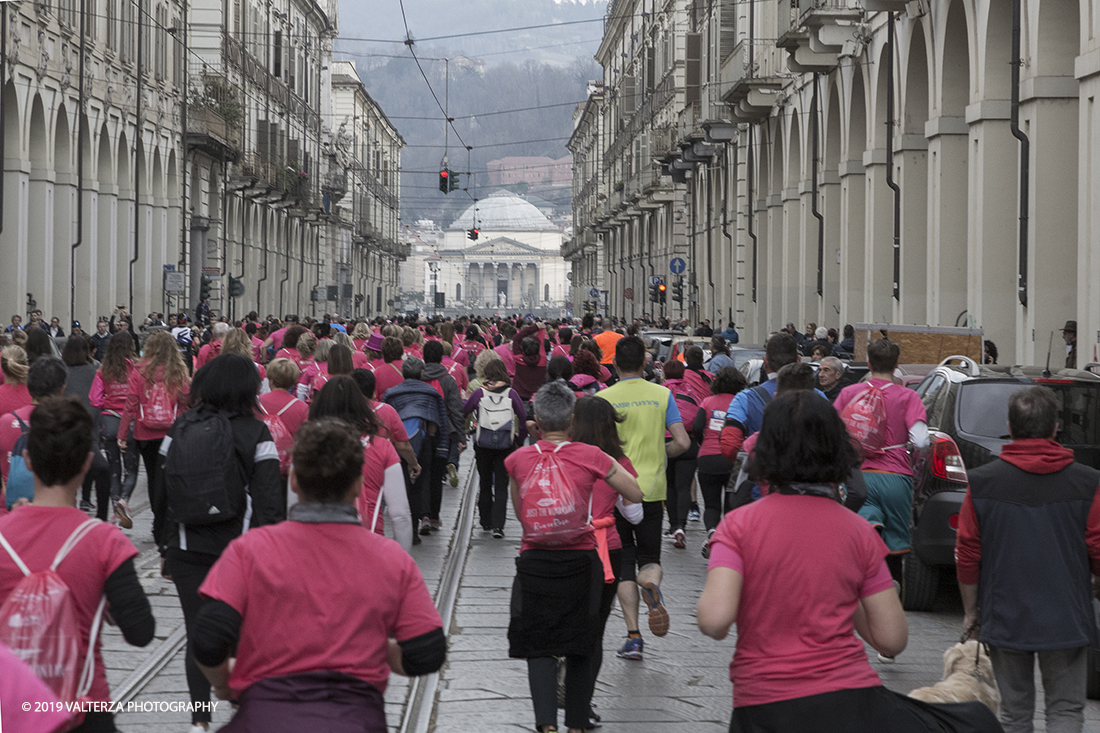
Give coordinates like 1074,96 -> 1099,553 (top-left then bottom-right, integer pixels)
589,288 -> 599,298
650,276 -> 663,285
624,287 -> 634,300
670,257 -> 686,274
163,271 -> 186,293
163,264 -> 175,271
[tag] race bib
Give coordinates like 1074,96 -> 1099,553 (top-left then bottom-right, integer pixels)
708,410 -> 725,433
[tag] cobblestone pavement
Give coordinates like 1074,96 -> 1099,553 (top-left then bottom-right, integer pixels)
86,458 -> 1100,732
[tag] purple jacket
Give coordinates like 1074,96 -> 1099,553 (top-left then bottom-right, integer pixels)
464,385 -> 528,444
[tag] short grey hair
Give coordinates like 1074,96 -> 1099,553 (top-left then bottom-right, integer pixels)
533,380 -> 576,432
403,356 -> 424,380
815,326 -> 828,340
212,322 -> 231,339
819,356 -> 843,373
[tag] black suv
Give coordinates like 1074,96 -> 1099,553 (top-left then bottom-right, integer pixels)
902,356 -> 1100,612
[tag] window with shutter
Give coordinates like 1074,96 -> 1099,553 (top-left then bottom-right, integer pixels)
685,33 -> 702,105
719,0 -> 737,63
257,119 -> 269,163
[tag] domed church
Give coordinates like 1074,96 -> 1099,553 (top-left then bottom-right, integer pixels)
425,191 -> 570,316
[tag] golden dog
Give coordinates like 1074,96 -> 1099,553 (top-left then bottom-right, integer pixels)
908,640 -> 1000,714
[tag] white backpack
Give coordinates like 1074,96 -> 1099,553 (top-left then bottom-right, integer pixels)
476,391 -> 516,450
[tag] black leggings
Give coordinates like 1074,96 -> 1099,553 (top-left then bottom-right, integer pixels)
697,471 -> 731,531
586,550 -> 621,712
168,553 -> 215,725
80,452 -> 111,520
665,440 -> 699,531
475,445 -> 512,530
528,655 -> 593,731
138,438 -> 164,541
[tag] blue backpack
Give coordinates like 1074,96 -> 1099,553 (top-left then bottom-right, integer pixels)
5,413 -> 33,509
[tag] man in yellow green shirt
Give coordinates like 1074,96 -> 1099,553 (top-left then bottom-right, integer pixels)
598,336 -> 690,660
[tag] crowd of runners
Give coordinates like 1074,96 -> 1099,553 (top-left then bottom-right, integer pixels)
0,311 -> 1096,733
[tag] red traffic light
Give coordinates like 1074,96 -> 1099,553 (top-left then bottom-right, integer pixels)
658,284 -> 666,292
441,170 -> 449,178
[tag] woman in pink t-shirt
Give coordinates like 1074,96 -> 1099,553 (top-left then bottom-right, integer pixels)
193,419 -> 444,731
504,381 -> 642,733
309,376 -> 412,550
692,366 -> 748,553
90,331 -> 140,526
569,396 -> 642,725
0,344 -> 31,418
697,391 -> 997,732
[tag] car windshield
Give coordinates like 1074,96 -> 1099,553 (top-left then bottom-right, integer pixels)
956,380 -> 1100,445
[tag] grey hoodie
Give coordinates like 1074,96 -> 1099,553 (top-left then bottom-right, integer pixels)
422,363 -> 465,440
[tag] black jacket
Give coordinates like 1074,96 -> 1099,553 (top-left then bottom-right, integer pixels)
966,458 -> 1100,650
155,409 -> 284,562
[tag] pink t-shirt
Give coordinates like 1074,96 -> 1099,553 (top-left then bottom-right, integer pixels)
257,390 -> 309,436
0,508 -> 138,702
269,327 -> 288,351
505,441 -> 615,552
352,351 -> 370,370
444,358 -> 468,393
834,379 -> 926,476
198,519 -> 442,697
251,336 -> 264,362
356,436 -> 401,535
274,348 -> 300,366
372,401 -> 409,443
0,382 -> 31,418
708,493 -> 893,708
372,360 -> 405,400
699,394 -> 737,458
494,344 -> 517,377
0,404 -> 34,481
594,456 -> 636,551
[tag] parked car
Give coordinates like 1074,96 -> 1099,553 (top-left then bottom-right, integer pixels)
903,356 -> 1100,619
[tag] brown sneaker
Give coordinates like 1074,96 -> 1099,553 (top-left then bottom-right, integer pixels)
639,581 -> 669,637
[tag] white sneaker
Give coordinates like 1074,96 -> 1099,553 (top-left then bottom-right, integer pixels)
877,653 -> 896,664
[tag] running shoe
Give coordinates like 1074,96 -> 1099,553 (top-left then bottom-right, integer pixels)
877,653 -> 896,664
616,635 -> 644,660
672,528 -> 686,549
492,528 -> 504,539
419,519 -> 433,536
688,507 -> 701,523
447,463 -> 459,487
428,518 -> 442,531
79,500 -> 94,512
701,529 -> 715,559
639,582 -> 669,636
113,499 -> 133,530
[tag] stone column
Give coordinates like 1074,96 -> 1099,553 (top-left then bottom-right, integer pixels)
925,116 -> 969,328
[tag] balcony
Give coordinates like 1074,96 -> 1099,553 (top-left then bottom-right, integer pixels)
777,0 -> 863,72
720,40 -> 783,123
186,71 -> 243,163
860,0 -> 907,9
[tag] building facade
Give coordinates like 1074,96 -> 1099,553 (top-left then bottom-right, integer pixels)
328,60 -> 406,320
1,0 -> 187,326
0,0 -> 405,327
568,0 -> 1100,363
427,191 -> 570,317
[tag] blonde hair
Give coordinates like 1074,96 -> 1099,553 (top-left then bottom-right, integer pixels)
314,339 -> 333,363
401,326 -> 420,348
297,332 -> 317,358
267,358 -> 300,390
139,331 -> 189,393
381,324 -> 401,339
332,331 -> 355,351
474,349 -> 502,382
1,345 -> 29,383
351,322 -> 371,340
221,329 -> 254,360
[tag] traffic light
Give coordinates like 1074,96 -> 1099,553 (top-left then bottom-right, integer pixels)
449,171 -> 460,192
354,293 -> 364,306
199,275 -> 212,300
658,282 -> 667,303
439,168 -> 450,193
649,282 -> 659,303
467,227 -> 479,240
672,277 -> 684,304
227,276 -> 245,298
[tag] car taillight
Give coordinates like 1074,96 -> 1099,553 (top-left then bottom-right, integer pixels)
931,434 -> 969,484
948,513 -> 960,530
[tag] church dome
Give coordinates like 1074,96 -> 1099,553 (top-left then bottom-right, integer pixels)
450,190 -> 555,231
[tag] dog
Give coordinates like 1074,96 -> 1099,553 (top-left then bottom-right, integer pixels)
908,640 -> 1001,714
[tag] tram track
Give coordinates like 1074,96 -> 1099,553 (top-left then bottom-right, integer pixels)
399,464 -> 478,733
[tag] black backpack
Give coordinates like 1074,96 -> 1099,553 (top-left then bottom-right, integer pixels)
164,408 -> 248,525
